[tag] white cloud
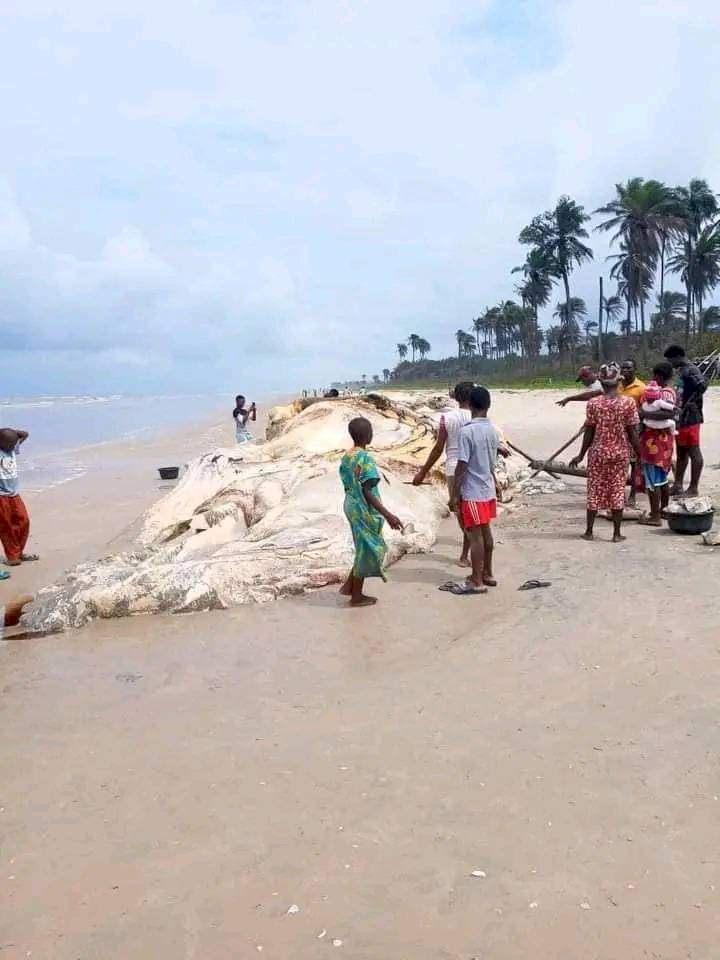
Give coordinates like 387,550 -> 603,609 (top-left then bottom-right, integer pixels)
1,0 -> 720,395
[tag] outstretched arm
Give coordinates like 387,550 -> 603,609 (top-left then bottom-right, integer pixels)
413,420 -> 448,484
557,388 -> 602,407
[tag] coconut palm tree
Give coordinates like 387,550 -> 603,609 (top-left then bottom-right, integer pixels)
519,196 -> 594,366
602,293 -> 624,335
670,224 -> 720,333
553,297 -> 586,356
511,248 -> 553,323
472,316 -> 483,354
455,329 -> 466,360
417,337 -> 431,359
651,291 -> 687,338
608,241 -> 653,342
382,368 -> 391,382
671,179 -> 719,340
594,178 -> 680,364
545,325 -> 562,362
407,333 -> 421,363
583,317 -> 598,346
699,305 -> 720,331
397,342 -> 408,362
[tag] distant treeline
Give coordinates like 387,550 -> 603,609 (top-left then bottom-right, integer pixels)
371,178 -> 720,387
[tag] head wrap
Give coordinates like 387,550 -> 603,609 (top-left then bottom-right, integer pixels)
598,362 -> 620,386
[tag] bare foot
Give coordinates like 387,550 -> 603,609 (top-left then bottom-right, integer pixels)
581,532 -> 594,541
21,554 -> 39,562
482,576 -> 498,587
686,487 -> 700,498
455,556 -> 471,568
6,559 -> 21,566
350,595 -> 377,607
638,517 -> 662,527
338,582 -> 352,596
612,533 -> 627,543
670,486 -> 683,498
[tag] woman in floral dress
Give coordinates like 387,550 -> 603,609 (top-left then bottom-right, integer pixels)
338,417 -> 403,607
570,366 -> 641,542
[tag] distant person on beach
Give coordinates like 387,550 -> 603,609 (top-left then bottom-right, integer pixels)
569,365 -> 640,542
638,361 -> 677,526
448,386 -> 500,594
556,366 -> 603,407
339,417 -> 402,607
662,344 -> 707,497
0,428 -> 38,571
232,395 -> 256,443
413,381 -> 474,566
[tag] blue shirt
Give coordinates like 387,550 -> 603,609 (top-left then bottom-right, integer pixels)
457,418 -> 499,502
0,447 -> 19,496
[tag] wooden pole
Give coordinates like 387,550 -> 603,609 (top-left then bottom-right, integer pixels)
527,426 -> 585,480
506,440 -> 561,480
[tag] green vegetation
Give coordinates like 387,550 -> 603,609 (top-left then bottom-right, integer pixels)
364,177 -> 720,387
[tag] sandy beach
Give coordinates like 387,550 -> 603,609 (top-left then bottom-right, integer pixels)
2,389 -> 720,959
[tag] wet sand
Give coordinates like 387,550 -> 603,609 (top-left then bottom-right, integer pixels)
2,390 -> 720,958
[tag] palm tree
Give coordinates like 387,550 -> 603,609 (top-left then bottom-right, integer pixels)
553,297 -> 586,357
602,293 -> 624,335
669,225 -> 720,333
472,315 -> 483,354
608,241 -> 653,342
672,179 -> 719,341
519,196 -> 594,366
397,342 -> 408,362
407,334 -> 421,363
699,305 -> 720,331
372,374 -> 381,385
594,178 -> 679,364
651,290 -> 687,337
583,317 -> 598,346
545,325 -> 562,363
511,248 -> 553,323
417,337 -> 431,359
382,368 -> 390,382
455,330 -> 475,359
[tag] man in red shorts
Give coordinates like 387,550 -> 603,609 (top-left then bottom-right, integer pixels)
663,344 -> 707,497
450,386 -> 501,595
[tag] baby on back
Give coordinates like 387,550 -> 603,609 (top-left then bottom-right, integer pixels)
641,380 -> 676,434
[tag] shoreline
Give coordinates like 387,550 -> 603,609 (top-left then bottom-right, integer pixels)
0,398 -> 276,600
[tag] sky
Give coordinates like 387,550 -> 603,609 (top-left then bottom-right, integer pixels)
2,0 -> 720,399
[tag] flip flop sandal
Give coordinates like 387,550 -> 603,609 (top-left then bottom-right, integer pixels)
518,579 -> 552,591
438,581 -> 457,592
0,570 -> 10,581
450,581 -> 488,595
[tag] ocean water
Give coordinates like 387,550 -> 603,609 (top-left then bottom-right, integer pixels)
0,393 -> 226,492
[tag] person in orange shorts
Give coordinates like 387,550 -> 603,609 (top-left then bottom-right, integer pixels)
449,386 -> 502,595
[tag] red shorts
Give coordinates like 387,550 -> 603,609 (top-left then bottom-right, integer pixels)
461,499 -> 497,529
676,424 -> 701,448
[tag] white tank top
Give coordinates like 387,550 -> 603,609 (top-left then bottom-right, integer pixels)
442,408 -> 472,476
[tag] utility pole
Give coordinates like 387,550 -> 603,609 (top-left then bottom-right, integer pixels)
598,276 -> 604,364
